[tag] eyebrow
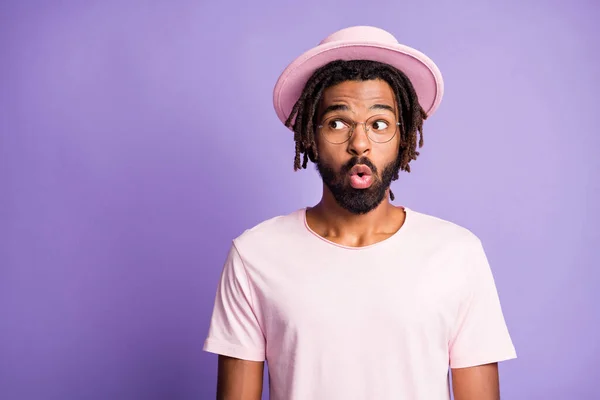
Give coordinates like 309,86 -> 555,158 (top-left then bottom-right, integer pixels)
369,104 -> 395,113
320,103 -> 396,118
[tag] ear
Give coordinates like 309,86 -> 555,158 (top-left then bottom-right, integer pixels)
308,130 -> 320,163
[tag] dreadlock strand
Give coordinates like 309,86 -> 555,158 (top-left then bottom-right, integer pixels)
305,76 -> 334,163
294,141 -> 302,171
289,65 -> 339,169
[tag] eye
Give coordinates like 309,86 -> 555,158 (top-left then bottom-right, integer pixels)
328,119 -> 348,130
371,120 -> 390,131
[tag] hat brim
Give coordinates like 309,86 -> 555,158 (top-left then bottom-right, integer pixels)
273,40 -> 444,129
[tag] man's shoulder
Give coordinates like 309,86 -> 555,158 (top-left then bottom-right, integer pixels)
233,208 -> 305,247
407,207 -> 482,247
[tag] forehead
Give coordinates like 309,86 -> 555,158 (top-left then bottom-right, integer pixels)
319,79 -> 396,109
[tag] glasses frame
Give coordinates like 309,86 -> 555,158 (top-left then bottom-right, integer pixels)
316,114 -> 401,144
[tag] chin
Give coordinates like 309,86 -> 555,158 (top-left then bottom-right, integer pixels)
332,184 -> 389,215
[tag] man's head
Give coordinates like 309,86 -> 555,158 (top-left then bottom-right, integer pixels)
285,60 -> 426,214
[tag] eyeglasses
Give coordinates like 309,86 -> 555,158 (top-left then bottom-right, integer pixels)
317,114 -> 400,144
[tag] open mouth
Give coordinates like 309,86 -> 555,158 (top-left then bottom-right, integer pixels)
348,164 -> 374,189
349,164 -> 373,177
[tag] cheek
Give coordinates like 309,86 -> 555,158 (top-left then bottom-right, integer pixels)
373,141 -> 400,163
315,138 -> 342,163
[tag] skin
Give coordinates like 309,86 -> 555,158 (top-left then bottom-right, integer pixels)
216,79 -> 501,399
216,355 -> 264,400
452,363 -> 501,400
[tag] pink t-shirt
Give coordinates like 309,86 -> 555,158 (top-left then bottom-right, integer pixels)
203,207 -> 517,399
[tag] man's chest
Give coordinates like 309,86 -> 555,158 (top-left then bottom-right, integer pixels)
250,251 -> 465,349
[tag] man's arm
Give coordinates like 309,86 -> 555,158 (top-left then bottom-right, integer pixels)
216,355 -> 264,400
451,363 -> 500,400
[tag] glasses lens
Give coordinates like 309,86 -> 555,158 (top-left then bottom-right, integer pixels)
319,116 -> 353,144
366,115 -> 397,143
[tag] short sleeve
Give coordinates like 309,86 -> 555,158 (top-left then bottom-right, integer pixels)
449,239 -> 517,369
203,243 -> 265,361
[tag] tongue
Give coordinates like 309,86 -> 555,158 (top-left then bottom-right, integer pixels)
350,174 -> 373,189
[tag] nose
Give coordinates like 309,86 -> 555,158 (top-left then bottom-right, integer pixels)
347,122 -> 371,156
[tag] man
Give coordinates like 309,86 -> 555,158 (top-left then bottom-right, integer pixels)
203,26 -> 517,400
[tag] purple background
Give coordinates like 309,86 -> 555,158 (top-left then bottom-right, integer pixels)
1,1 -> 598,399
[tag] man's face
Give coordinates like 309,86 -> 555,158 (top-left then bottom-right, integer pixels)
315,79 -> 401,215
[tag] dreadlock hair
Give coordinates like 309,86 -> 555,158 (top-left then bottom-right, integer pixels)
284,60 -> 427,201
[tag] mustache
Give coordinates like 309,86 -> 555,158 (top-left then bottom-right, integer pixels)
340,156 -> 378,175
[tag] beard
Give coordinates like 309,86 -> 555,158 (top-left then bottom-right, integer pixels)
316,155 -> 400,215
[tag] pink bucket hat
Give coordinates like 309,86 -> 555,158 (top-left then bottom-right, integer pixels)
273,26 -> 444,129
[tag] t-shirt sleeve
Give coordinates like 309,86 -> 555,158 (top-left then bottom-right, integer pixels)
449,238 -> 517,369
203,242 -> 266,362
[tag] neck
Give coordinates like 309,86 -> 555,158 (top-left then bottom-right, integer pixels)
308,185 -> 403,239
